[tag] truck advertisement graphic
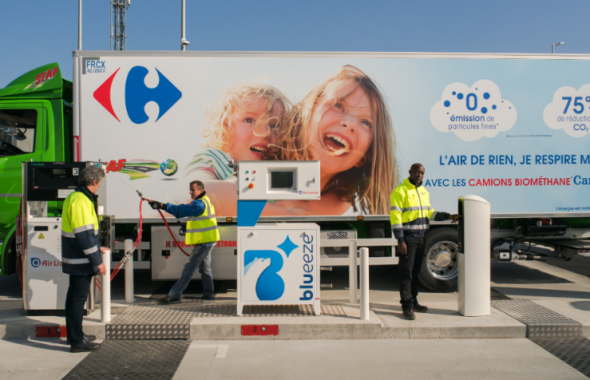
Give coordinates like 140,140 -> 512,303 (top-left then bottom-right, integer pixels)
77,54 -> 590,219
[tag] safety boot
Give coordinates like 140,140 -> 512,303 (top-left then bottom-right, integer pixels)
67,334 -> 96,345
402,308 -> 416,320
159,295 -> 181,304
71,341 -> 101,353
413,300 -> 429,313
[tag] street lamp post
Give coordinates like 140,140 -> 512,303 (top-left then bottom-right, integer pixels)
552,42 -> 564,54
78,0 -> 82,50
181,0 -> 190,51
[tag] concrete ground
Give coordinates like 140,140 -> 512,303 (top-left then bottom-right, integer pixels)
1,256 -> 590,378
174,339 -> 587,380
0,338 -> 90,380
0,337 -> 586,380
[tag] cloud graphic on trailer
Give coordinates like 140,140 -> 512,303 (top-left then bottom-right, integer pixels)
430,80 -> 517,141
543,84 -> 590,138
93,66 -> 182,124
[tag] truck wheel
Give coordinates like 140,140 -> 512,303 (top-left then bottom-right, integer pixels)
418,228 -> 459,292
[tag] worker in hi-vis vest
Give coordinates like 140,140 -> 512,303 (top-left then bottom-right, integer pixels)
390,163 -> 459,321
149,180 -> 220,304
62,165 -> 107,353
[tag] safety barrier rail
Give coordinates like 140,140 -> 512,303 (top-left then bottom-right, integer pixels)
320,237 -> 397,306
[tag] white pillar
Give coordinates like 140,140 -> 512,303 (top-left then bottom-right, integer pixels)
348,240 -> 358,303
458,195 -> 491,316
359,247 -> 370,320
101,248 -> 111,323
124,239 -> 134,303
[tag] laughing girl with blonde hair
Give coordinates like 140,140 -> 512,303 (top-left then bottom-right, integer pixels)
262,65 -> 399,216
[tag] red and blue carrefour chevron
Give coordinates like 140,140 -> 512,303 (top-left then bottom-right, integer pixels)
93,66 -> 182,124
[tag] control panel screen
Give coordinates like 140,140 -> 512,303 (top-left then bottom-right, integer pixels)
33,167 -> 79,189
270,170 -> 295,190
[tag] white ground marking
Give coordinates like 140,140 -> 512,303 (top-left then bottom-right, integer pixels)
189,342 -> 228,358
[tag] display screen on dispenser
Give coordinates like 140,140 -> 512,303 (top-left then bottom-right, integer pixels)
33,167 -> 79,190
238,161 -> 320,201
269,170 -> 295,190
25,162 -> 90,201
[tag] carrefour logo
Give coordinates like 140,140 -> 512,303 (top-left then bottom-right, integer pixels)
31,258 -> 41,268
93,66 -> 182,124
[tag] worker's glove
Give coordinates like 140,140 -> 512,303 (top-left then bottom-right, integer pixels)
149,201 -> 167,211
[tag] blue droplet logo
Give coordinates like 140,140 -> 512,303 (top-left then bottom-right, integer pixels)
483,92 -> 490,100
457,93 -> 464,100
452,91 -> 456,95
481,107 -> 488,114
444,100 -> 451,107
492,105 -> 497,110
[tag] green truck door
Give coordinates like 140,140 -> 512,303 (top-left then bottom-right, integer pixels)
0,103 -> 45,223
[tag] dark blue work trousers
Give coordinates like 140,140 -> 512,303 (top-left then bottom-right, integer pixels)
65,274 -> 92,346
398,236 -> 425,309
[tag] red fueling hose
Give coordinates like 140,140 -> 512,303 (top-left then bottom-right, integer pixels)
110,197 -> 190,281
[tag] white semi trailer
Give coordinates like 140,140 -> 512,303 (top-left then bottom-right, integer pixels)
68,51 -> 590,292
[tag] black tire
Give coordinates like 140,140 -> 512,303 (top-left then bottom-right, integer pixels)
418,228 -> 459,292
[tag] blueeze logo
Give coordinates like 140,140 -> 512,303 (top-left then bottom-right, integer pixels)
243,236 -> 298,301
31,258 -> 41,268
93,66 -> 182,124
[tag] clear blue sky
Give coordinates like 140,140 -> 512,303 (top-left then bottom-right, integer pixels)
0,0 -> 587,87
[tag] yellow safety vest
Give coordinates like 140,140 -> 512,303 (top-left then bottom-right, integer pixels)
185,195 -> 220,245
61,188 -> 102,275
390,178 -> 435,233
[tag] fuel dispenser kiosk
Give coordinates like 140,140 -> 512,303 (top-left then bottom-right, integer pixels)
236,161 -> 322,316
20,162 -> 112,315
457,195 -> 491,317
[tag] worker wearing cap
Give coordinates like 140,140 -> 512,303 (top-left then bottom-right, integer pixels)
390,163 -> 459,320
62,165 -> 108,353
149,180 -> 219,303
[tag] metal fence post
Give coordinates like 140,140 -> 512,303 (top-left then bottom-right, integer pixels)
360,247 -> 370,320
124,239 -> 134,303
101,248 -> 111,323
349,239 -> 358,303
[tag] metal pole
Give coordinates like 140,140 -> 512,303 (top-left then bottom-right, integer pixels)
101,249 -> 111,323
124,239 -> 134,303
348,240 -> 358,303
552,45 -> 554,54
181,0 -> 186,51
78,0 -> 82,50
359,247 -> 369,320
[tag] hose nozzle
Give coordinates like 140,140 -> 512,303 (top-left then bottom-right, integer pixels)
136,190 -> 144,199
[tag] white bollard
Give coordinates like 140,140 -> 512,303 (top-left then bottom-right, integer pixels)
124,239 -> 134,303
349,239 -> 358,303
359,247 -> 370,320
101,248 -> 111,323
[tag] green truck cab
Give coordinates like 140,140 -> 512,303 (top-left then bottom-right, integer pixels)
0,63 -> 73,276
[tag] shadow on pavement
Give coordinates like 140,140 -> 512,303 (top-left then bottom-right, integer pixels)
491,261 -> 572,285
570,300 -> 590,311
494,286 -> 590,299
